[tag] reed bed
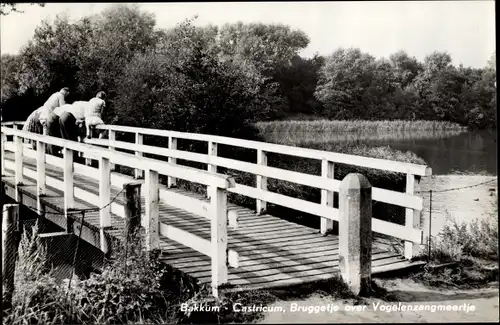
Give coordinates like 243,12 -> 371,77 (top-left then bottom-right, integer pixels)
256,119 -> 466,134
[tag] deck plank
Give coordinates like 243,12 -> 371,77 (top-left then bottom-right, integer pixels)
3,152 -> 419,292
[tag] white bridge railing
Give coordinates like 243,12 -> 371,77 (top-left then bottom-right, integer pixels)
1,123 -> 236,297
85,123 -> 432,259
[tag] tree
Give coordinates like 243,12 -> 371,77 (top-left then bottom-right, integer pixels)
113,19 -> 279,140
0,3 -> 44,15
315,48 -> 378,119
389,50 -> 423,89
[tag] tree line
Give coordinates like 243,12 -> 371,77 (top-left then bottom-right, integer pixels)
1,4 -> 496,140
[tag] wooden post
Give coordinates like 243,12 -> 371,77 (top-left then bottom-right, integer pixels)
208,141 -> 217,174
134,133 -> 144,179
2,204 -> 20,309
14,133 -> 23,186
145,169 -> 159,250
208,185 -> 228,298
1,133 -> 6,176
256,149 -> 267,215
63,148 -> 74,217
405,174 -> 421,259
124,182 -> 142,242
99,157 -> 111,252
321,159 -> 334,234
37,141 -> 46,214
167,137 -> 177,187
109,130 -> 116,171
339,173 -> 372,296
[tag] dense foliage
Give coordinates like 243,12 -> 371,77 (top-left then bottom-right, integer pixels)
1,4 -> 496,131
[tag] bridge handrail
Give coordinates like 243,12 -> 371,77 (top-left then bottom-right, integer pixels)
1,125 -> 236,294
95,124 -> 432,176
87,124 -> 429,259
1,126 -> 234,189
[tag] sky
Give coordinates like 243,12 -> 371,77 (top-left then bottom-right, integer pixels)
0,1 -> 496,68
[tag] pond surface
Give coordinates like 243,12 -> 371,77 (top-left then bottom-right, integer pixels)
263,129 -> 497,176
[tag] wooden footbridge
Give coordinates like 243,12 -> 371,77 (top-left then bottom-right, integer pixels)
1,122 -> 431,296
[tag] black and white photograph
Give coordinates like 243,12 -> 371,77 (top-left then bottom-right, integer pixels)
0,1 -> 497,323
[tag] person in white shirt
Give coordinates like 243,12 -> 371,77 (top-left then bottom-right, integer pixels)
39,87 -> 70,154
85,91 -> 106,139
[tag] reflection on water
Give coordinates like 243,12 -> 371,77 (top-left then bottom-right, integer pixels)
263,129 -> 497,176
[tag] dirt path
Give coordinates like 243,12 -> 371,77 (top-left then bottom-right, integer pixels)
419,175 -> 497,237
257,279 -> 499,323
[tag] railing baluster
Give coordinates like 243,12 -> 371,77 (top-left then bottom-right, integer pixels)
63,148 -> 74,216
135,132 -> 144,179
404,173 -> 420,259
168,137 -> 177,187
99,156 -> 111,252
1,132 -> 6,176
14,133 -> 23,186
321,159 -> 334,234
208,141 -> 217,173
256,149 -> 267,215
109,130 -> 116,171
37,141 -> 46,214
145,169 -> 160,250
209,185 -> 228,298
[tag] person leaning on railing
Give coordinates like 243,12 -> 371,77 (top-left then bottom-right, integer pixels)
39,87 -> 70,154
85,91 -> 106,139
21,106 -> 44,149
57,101 -> 87,143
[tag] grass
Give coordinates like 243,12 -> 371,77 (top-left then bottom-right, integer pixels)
256,119 -> 466,133
412,205 -> 499,288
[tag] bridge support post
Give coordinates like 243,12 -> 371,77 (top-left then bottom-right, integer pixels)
14,133 -> 23,186
145,170 -> 160,250
124,182 -> 142,244
167,137 -> 177,188
2,204 -> 20,310
99,157 -> 112,252
209,185 -> 228,298
256,149 -> 267,215
63,148 -> 74,217
339,173 -> 372,296
320,159 -> 334,235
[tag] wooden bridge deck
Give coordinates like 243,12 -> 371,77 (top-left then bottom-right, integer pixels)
2,152 -> 423,291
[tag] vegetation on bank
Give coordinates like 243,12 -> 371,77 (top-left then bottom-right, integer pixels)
255,119 -> 467,134
412,202 -> 499,288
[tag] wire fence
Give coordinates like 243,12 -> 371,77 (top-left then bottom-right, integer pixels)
372,177 -> 497,260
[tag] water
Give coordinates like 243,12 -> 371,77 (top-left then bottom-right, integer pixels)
263,129 -> 497,176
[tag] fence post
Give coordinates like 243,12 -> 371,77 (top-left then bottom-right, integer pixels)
208,185 -> 228,298
321,159 -> 334,234
339,173 -> 372,296
99,157 -> 111,252
134,133 -> 144,179
37,141 -> 46,214
2,204 -> 20,309
14,133 -> 23,186
124,182 -> 142,243
256,149 -> 267,215
208,141 -> 217,174
109,130 -> 116,171
405,174 -> 421,259
63,148 -> 74,217
145,169 -> 159,250
1,132 -> 6,176
167,137 -> 177,188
